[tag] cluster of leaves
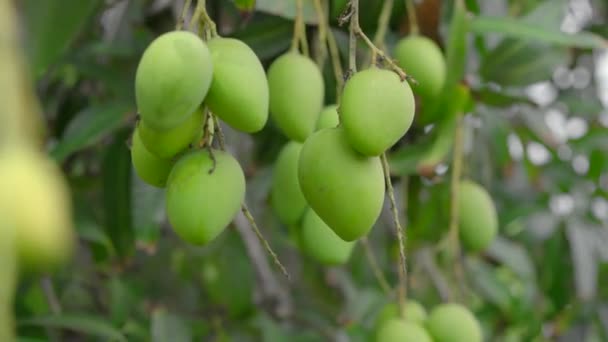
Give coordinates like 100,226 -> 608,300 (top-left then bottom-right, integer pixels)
13,0 -> 608,341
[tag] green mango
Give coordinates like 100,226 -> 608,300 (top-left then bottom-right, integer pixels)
135,31 -> 212,130
427,303 -> 482,342
458,180 -> 498,252
271,142 -> 307,226
131,127 -> 173,187
166,150 -> 245,245
376,319 -> 432,342
299,208 -> 355,265
375,301 -> 428,329
138,108 -> 203,159
298,127 -> 384,241
0,146 -> 74,271
394,35 -> 446,101
315,104 -> 339,130
268,52 -> 324,141
340,67 -> 415,156
206,38 -> 269,133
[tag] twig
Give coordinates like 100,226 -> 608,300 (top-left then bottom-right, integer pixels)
212,114 -> 290,280
176,0 -> 192,30
404,0 -> 419,35
312,0 -> 328,67
381,153 -> 408,316
291,0 -> 309,55
40,277 -> 62,314
372,0 -> 394,50
327,28 -> 345,101
418,248 -> 450,301
347,0 -> 358,74
361,237 -> 392,295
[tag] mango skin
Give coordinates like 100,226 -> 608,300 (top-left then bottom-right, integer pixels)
206,38 -> 269,133
166,150 -> 245,245
375,301 -> 428,328
298,127 -> 385,241
376,319 -> 432,342
138,108 -> 203,159
268,52 -> 324,142
0,146 -> 74,270
427,303 -> 482,342
271,142 -> 307,226
315,104 -> 339,130
394,35 -> 446,100
131,127 -> 173,187
299,208 -> 355,265
341,67 -> 415,156
458,180 -> 498,252
135,31 -> 212,130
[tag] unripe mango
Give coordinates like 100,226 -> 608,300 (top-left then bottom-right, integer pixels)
131,127 -> 173,187
427,303 -> 482,342
271,142 -> 307,226
268,52 -> 324,142
166,150 -> 245,245
458,180 -> 498,251
206,38 -> 269,133
0,146 -> 74,270
375,301 -> 428,329
138,107 -> 203,159
394,35 -> 446,100
376,319 -> 432,342
340,67 -> 415,156
315,105 -> 339,130
298,128 -> 385,241
135,31 -> 212,130
299,208 -> 355,265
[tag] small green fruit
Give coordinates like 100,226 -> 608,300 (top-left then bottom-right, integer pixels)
316,104 -> 339,130
206,38 -> 269,133
0,146 -> 74,270
376,319 -> 432,342
138,108 -> 203,159
166,150 -> 245,245
458,180 -> 498,251
131,127 -> 173,187
268,52 -> 324,141
135,31 -> 212,130
299,208 -> 355,265
427,303 -> 482,342
271,142 -> 307,226
341,67 -> 415,156
375,301 -> 428,329
394,35 -> 446,100
298,127 -> 384,241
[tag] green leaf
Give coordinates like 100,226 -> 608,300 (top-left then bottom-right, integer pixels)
232,0 -> 256,12
22,0 -> 101,77
231,16 -> 293,60
151,309 -> 192,342
102,128 -> 134,259
18,315 -> 127,342
444,0 -> 469,92
470,16 -> 607,49
50,102 -> 132,162
255,0 -> 318,24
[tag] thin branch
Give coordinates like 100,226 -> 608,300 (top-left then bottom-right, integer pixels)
381,153 -> 408,315
372,0 -> 394,49
361,237 -> 392,295
40,277 -> 62,314
347,0 -> 358,74
326,26 -> 344,99
291,0 -> 309,55
176,0 -> 192,30
312,0 -> 328,67
404,0 -> 419,35
447,113 -> 465,300
418,248 -> 450,302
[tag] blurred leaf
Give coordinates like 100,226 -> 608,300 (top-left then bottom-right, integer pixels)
50,102 -> 132,162
18,315 -> 126,342
151,309 -> 192,342
255,0 -> 318,24
232,16 -> 293,60
22,0 -> 101,77
471,16 -> 607,49
472,85 -> 532,108
443,0 -> 469,92
102,129 -> 134,259
232,0 -> 256,12
466,258 -> 512,313
566,221 -> 603,300
487,237 -> 536,280
131,173 -> 165,245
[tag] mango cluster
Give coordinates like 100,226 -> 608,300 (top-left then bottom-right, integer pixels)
374,301 -> 482,342
132,31 -> 268,246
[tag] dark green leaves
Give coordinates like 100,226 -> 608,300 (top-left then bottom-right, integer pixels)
18,315 -> 127,342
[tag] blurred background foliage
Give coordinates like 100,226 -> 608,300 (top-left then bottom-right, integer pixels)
11,0 -> 608,340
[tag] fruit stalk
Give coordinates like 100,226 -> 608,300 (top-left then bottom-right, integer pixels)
326,27 -> 344,99
291,0 -> 309,56
404,0 -> 419,35
176,0 -> 192,30
212,115 -> 290,280
189,0 -> 217,39
372,0 -> 394,52
312,0 -> 328,67
361,237 -> 392,295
